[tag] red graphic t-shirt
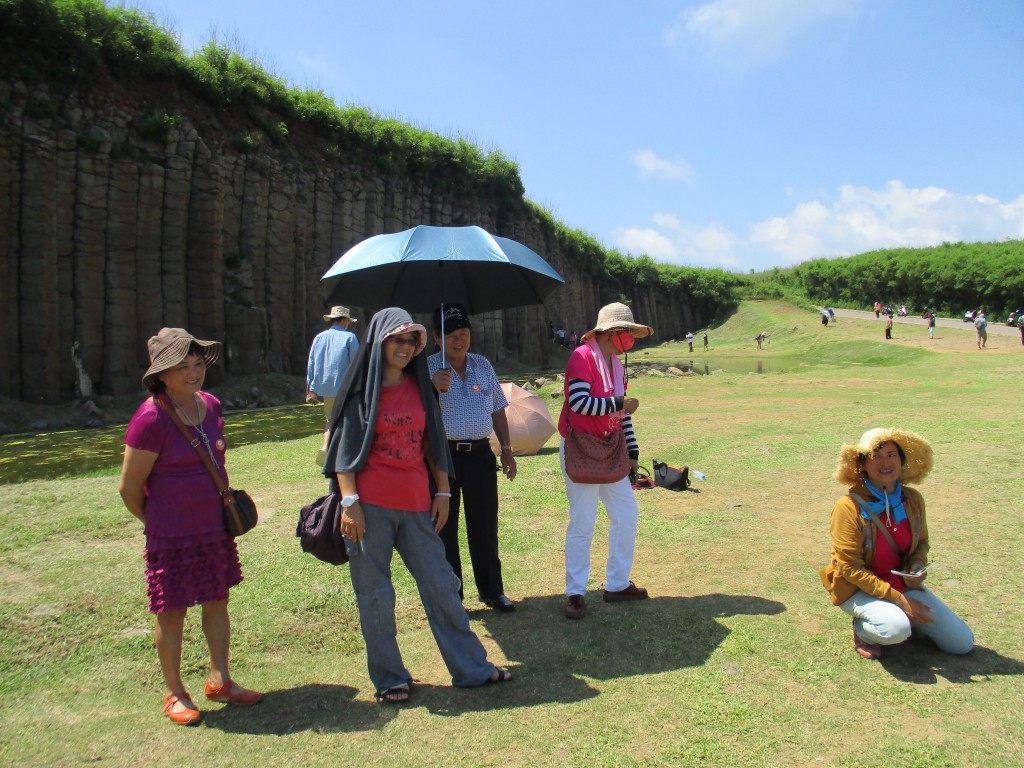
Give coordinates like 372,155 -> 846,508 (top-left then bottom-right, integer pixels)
357,374 -> 431,512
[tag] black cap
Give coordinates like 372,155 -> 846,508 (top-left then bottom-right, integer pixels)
432,304 -> 472,333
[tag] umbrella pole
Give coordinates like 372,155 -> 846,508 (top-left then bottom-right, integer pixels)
440,301 -> 446,369
439,261 -> 447,369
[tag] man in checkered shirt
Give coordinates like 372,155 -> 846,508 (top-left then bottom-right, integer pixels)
428,304 -> 518,613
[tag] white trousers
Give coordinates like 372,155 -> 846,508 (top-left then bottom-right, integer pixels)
560,438 -> 639,595
841,587 -> 974,655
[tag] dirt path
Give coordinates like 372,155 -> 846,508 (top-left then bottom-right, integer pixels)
830,307 -> 1020,337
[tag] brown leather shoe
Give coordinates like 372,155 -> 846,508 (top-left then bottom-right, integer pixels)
853,630 -> 882,660
565,594 -> 585,619
603,581 -> 649,602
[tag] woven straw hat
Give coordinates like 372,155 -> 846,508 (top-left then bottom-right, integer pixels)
142,328 -> 221,388
580,302 -> 654,343
323,305 -> 357,322
835,427 -> 933,485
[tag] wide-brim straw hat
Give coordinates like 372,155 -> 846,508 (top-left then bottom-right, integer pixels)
835,427 -> 933,485
324,305 -> 357,322
142,327 -> 221,388
580,302 -> 654,344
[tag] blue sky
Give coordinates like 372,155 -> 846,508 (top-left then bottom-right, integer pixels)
119,0 -> 1024,273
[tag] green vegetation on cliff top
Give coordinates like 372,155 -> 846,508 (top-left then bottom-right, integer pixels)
2,0 -> 1020,320
0,0 -> 744,319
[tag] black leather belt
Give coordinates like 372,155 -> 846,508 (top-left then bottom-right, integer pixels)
449,438 -> 491,452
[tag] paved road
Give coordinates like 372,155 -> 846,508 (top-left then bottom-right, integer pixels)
829,308 -> 1020,337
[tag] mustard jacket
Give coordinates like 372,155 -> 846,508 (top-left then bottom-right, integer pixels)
820,482 -> 930,606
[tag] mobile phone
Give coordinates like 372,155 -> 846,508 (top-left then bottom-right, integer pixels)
891,560 -> 934,578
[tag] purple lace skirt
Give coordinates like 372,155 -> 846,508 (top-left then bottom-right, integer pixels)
144,531 -> 243,614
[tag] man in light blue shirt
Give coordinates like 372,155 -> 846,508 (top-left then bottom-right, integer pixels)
307,306 -> 358,462
428,304 -> 517,612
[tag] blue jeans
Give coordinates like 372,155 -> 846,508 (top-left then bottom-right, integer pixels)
841,587 -> 974,654
347,502 -> 497,692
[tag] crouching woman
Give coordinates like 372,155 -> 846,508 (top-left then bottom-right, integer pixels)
820,427 -> 973,660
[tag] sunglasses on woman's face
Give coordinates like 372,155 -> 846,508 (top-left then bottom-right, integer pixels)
388,335 -> 419,347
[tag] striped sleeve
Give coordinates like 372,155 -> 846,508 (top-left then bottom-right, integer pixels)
622,413 -> 639,459
566,378 -> 622,416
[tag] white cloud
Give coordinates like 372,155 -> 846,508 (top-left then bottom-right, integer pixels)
612,217 -> 740,269
631,149 -> 693,182
612,181 -> 1024,271
751,181 -> 1024,264
667,0 -> 855,62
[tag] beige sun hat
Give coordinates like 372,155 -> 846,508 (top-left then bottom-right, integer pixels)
142,328 -> 221,389
580,302 -> 654,344
323,306 -> 357,322
835,427 -> 933,485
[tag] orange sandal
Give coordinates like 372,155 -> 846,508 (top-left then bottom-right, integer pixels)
204,678 -> 263,706
162,691 -> 202,725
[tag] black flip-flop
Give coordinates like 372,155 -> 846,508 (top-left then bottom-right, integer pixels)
483,668 -> 513,685
375,685 -> 411,704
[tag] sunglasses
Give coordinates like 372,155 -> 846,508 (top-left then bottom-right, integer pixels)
388,335 -> 419,347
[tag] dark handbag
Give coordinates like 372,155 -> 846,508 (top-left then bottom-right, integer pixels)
296,494 -> 350,565
158,396 -> 258,537
564,424 -> 630,484
223,489 -> 259,537
653,459 -> 690,491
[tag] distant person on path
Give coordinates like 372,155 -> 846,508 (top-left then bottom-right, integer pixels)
323,307 -> 512,704
974,311 -> 988,349
827,307 -> 836,322
559,302 -> 653,620
928,313 -> 936,339
885,314 -> 893,340
1017,313 -> 1024,346
702,331 -> 709,351
428,304 -> 518,613
820,428 -> 974,660
307,306 -> 359,464
570,330 -> 578,348
755,332 -> 766,350
119,328 -> 262,726
686,331 -> 694,352
821,308 -> 829,326
874,301 -> 881,318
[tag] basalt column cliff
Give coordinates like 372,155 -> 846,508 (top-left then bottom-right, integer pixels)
0,68 -> 705,404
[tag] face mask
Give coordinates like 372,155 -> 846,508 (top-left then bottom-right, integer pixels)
611,331 -> 635,353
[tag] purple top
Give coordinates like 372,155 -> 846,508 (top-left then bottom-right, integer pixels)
125,392 -> 229,540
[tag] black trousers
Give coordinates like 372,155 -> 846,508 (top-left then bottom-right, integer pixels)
440,442 -> 503,600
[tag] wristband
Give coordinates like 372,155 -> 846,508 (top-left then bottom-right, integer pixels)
500,445 -> 512,452
435,492 -> 452,498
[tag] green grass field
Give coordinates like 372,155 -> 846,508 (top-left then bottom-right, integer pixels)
1,300 -> 1022,768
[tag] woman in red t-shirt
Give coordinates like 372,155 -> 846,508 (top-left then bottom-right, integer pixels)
323,308 -> 511,704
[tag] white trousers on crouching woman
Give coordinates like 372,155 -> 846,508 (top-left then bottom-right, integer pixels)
560,438 -> 639,596
841,586 -> 974,654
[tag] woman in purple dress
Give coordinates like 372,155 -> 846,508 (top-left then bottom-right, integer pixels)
119,328 -> 262,725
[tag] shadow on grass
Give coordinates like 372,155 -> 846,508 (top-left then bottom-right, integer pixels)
201,683 -> 394,734
879,640 -> 1024,684
418,592 -> 785,716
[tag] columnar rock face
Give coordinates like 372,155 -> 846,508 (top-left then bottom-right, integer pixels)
0,75 -> 701,403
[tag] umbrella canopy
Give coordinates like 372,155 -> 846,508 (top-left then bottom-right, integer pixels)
487,382 -> 556,456
321,225 -> 564,314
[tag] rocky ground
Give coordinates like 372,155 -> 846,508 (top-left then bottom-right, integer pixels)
0,373 -> 308,435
